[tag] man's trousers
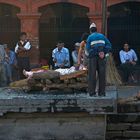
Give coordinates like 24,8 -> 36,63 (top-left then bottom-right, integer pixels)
88,56 -> 106,95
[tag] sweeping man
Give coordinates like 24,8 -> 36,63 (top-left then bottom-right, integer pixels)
86,23 -> 112,96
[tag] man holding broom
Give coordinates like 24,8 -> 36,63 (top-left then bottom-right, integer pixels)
86,23 -> 112,97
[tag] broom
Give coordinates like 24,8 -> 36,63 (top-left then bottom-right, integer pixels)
106,54 -> 122,86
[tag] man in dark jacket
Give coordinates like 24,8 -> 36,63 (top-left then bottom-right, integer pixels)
86,23 -> 112,96
15,32 -> 31,79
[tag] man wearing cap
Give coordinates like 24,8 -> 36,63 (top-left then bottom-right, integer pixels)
72,42 -> 80,65
86,23 -> 112,96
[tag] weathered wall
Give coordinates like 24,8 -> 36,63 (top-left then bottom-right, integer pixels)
106,114 -> 140,140
0,0 -> 139,64
106,99 -> 140,140
0,113 -> 105,140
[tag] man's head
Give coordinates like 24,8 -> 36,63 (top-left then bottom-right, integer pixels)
56,41 -> 64,51
81,33 -> 89,42
3,44 -> 10,53
89,23 -> 97,34
74,42 -> 80,52
123,43 -> 130,52
20,32 -> 27,41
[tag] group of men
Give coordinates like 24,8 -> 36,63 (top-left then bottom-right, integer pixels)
0,22 -> 138,97
0,32 -> 31,86
52,23 -> 112,96
52,22 -> 139,96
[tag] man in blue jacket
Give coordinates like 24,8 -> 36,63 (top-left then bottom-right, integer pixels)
86,23 -> 112,96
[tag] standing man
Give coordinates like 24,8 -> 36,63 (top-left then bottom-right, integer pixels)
86,23 -> 112,96
15,32 -> 31,79
0,45 -> 7,86
4,44 -> 17,83
72,42 -> 80,65
52,41 -> 70,69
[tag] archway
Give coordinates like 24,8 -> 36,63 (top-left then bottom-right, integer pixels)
39,3 -> 89,63
107,2 -> 140,65
0,3 -> 20,50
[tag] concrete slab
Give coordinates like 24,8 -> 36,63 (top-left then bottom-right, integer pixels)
0,86 -> 117,115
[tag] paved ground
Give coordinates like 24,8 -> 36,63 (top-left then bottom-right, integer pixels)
0,85 -> 139,99
118,86 -> 140,99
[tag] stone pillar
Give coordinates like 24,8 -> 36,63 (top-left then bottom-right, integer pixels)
17,13 -> 41,65
87,13 -> 103,33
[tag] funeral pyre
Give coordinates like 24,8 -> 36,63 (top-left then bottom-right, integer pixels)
10,56 -> 122,92
10,66 -> 87,92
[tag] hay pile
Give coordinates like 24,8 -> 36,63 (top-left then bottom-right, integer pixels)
106,54 -> 122,85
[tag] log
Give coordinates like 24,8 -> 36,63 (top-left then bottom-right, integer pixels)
69,78 -> 77,84
45,83 -> 68,90
45,79 -> 53,85
32,70 -> 60,80
10,79 -> 28,87
68,83 -> 87,89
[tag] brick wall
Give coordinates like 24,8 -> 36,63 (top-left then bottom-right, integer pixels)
106,114 -> 140,140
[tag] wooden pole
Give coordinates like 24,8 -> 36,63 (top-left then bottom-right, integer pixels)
102,0 -> 107,35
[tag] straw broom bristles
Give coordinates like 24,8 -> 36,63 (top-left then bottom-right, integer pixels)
106,54 -> 122,85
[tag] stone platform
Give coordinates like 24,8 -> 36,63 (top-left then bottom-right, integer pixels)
0,86 -> 117,115
0,86 -> 117,140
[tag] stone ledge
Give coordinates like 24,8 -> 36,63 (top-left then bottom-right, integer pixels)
107,123 -> 131,131
123,131 -> 140,138
0,87 -> 117,115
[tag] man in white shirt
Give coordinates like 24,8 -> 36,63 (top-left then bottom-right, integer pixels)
119,43 -> 138,83
52,41 -> 70,69
72,42 -> 80,65
15,32 -> 31,79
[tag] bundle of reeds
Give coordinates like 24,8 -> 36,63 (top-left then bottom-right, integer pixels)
106,54 -> 122,85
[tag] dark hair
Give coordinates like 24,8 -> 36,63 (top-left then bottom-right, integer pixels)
81,33 -> 89,41
57,40 -> 63,44
20,32 -> 27,37
123,42 -> 131,51
90,27 -> 97,33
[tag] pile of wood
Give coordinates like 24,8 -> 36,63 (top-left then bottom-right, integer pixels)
10,70 -> 88,92
10,55 -> 122,92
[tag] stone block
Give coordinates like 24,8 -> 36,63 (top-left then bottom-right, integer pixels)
123,131 -> 140,138
106,131 -> 123,139
0,87 -> 117,115
132,124 -> 140,130
107,123 -> 131,131
0,113 -> 105,140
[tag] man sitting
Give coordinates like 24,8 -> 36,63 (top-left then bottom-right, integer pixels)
119,43 -> 138,83
52,41 -> 70,69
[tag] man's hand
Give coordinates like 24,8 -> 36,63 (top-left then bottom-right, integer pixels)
60,64 -> 64,68
18,46 -> 26,51
75,64 -> 80,70
64,60 -> 68,64
130,61 -> 136,65
99,52 -> 105,59
53,58 -> 57,63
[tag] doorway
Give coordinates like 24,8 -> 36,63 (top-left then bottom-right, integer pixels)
108,2 -> 140,65
39,3 -> 89,63
0,3 -> 20,50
